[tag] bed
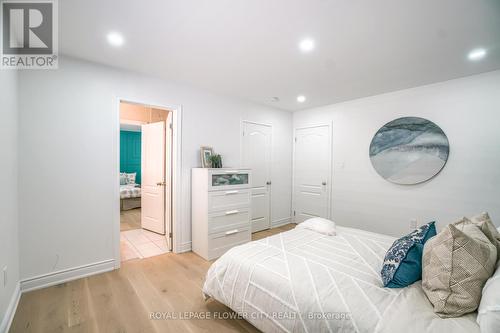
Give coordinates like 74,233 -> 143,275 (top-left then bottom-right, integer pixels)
203,226 -> 480,333
120,184 -> 141,210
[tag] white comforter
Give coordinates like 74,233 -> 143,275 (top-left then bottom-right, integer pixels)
203,226 -> 479,333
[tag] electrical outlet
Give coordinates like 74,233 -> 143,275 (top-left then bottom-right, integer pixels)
3,266 -> 7,287
410,219 -> 418,231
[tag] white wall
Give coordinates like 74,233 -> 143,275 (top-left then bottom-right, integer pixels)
0,70 -> 20,331
294,71 -> 500,237
18,57 -> 292,281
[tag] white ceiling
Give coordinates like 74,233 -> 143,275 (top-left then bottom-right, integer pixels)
60,0 -> 500,111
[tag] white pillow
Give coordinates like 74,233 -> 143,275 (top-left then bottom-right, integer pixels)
296,217 -> 336,236
477,266 -> 500,333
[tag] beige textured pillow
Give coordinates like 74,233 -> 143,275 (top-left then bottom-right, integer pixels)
470,212 -> 500,254
422,224 -> 497,317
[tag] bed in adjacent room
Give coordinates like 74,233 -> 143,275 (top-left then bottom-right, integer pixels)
203,226 -> 479,333
120,183 -> 141,210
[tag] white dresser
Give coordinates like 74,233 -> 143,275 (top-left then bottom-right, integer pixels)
191,168 -> 252,260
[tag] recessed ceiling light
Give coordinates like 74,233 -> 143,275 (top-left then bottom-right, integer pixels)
468,48 -> 487,61
107,32 -> 124,47
297,95 -> 306,103
299,38 -> 315,53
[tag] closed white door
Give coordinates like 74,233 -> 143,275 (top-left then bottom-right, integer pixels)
242,121 -> 272,233
141,122 -> 166,234
293,124 -> 331,223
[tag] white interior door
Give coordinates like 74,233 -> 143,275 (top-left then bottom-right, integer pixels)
293,124 -> 331,223
242,121 -> 272,233
141,122 -> 166,234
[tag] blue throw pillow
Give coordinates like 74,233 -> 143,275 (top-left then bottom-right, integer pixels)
381,222 -> 437,288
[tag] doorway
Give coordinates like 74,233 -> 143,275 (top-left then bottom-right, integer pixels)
292,124 -> 332,223
119,101 -> 173,261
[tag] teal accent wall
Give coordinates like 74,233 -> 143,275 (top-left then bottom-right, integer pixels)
120,130 -> 142,184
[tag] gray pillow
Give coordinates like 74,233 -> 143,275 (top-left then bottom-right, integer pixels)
470,212 -> 500,255
120,173 -> 127,185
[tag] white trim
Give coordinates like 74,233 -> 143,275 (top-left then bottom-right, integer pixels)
271,217 -> 293,228
114,99 -> 122,268
114,97 -> 183,264
0,282 -> 21,333
291,122 -> 333,223
20,259 -> 115,293
172,106 -> 183,253
178,241 -> 192,253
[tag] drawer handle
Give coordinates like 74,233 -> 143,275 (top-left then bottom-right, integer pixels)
225,210 -> 239,215
225,190 -> 239,195
225,229 -> 239,235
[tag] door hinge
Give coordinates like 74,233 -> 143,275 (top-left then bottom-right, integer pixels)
169,232 -> 172,238
294,137 -> 297,142
169,123 -> 173,130
293,211 -> 296,216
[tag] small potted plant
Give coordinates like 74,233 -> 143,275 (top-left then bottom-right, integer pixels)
209,154 -> 223,168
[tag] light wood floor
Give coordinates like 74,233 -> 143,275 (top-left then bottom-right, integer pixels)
10,223 -> 296,333
120,208 -> 141,231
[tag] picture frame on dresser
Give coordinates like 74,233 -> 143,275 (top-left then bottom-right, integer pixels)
191,168 -> 252,260
200,146 -> 214,168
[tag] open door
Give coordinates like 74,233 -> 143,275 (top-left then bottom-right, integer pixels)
141,122 -> 166,234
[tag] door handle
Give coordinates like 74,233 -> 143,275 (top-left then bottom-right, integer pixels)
225,210 -> 239,215
225,229 -> 239,235
225,190 -> 239,195
156,182 -> 166,186
322,181 -> 327,186
266,181 -> 271,185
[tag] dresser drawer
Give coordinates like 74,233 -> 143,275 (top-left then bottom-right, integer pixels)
208,169 -> 251,191
208,227 -> 251,260
208,209 -> 250,234
208,189 -> 250,212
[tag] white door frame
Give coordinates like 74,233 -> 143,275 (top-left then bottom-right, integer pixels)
240,119 -> 273,229
291,122 -> 333,223
114,97 -> 183,269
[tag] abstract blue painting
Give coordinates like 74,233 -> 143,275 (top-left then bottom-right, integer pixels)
369,117 -> 449,185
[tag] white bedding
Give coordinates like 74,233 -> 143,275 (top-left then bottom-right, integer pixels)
203,226 -> 479,333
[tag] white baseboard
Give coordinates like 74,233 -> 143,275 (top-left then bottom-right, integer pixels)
0,282 -> 21,333
177,241 -> 192,253
272,217 -> 293,228
20,259 -> 115,293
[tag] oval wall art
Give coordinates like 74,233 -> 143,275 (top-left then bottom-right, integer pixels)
369,117 -> 449,185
